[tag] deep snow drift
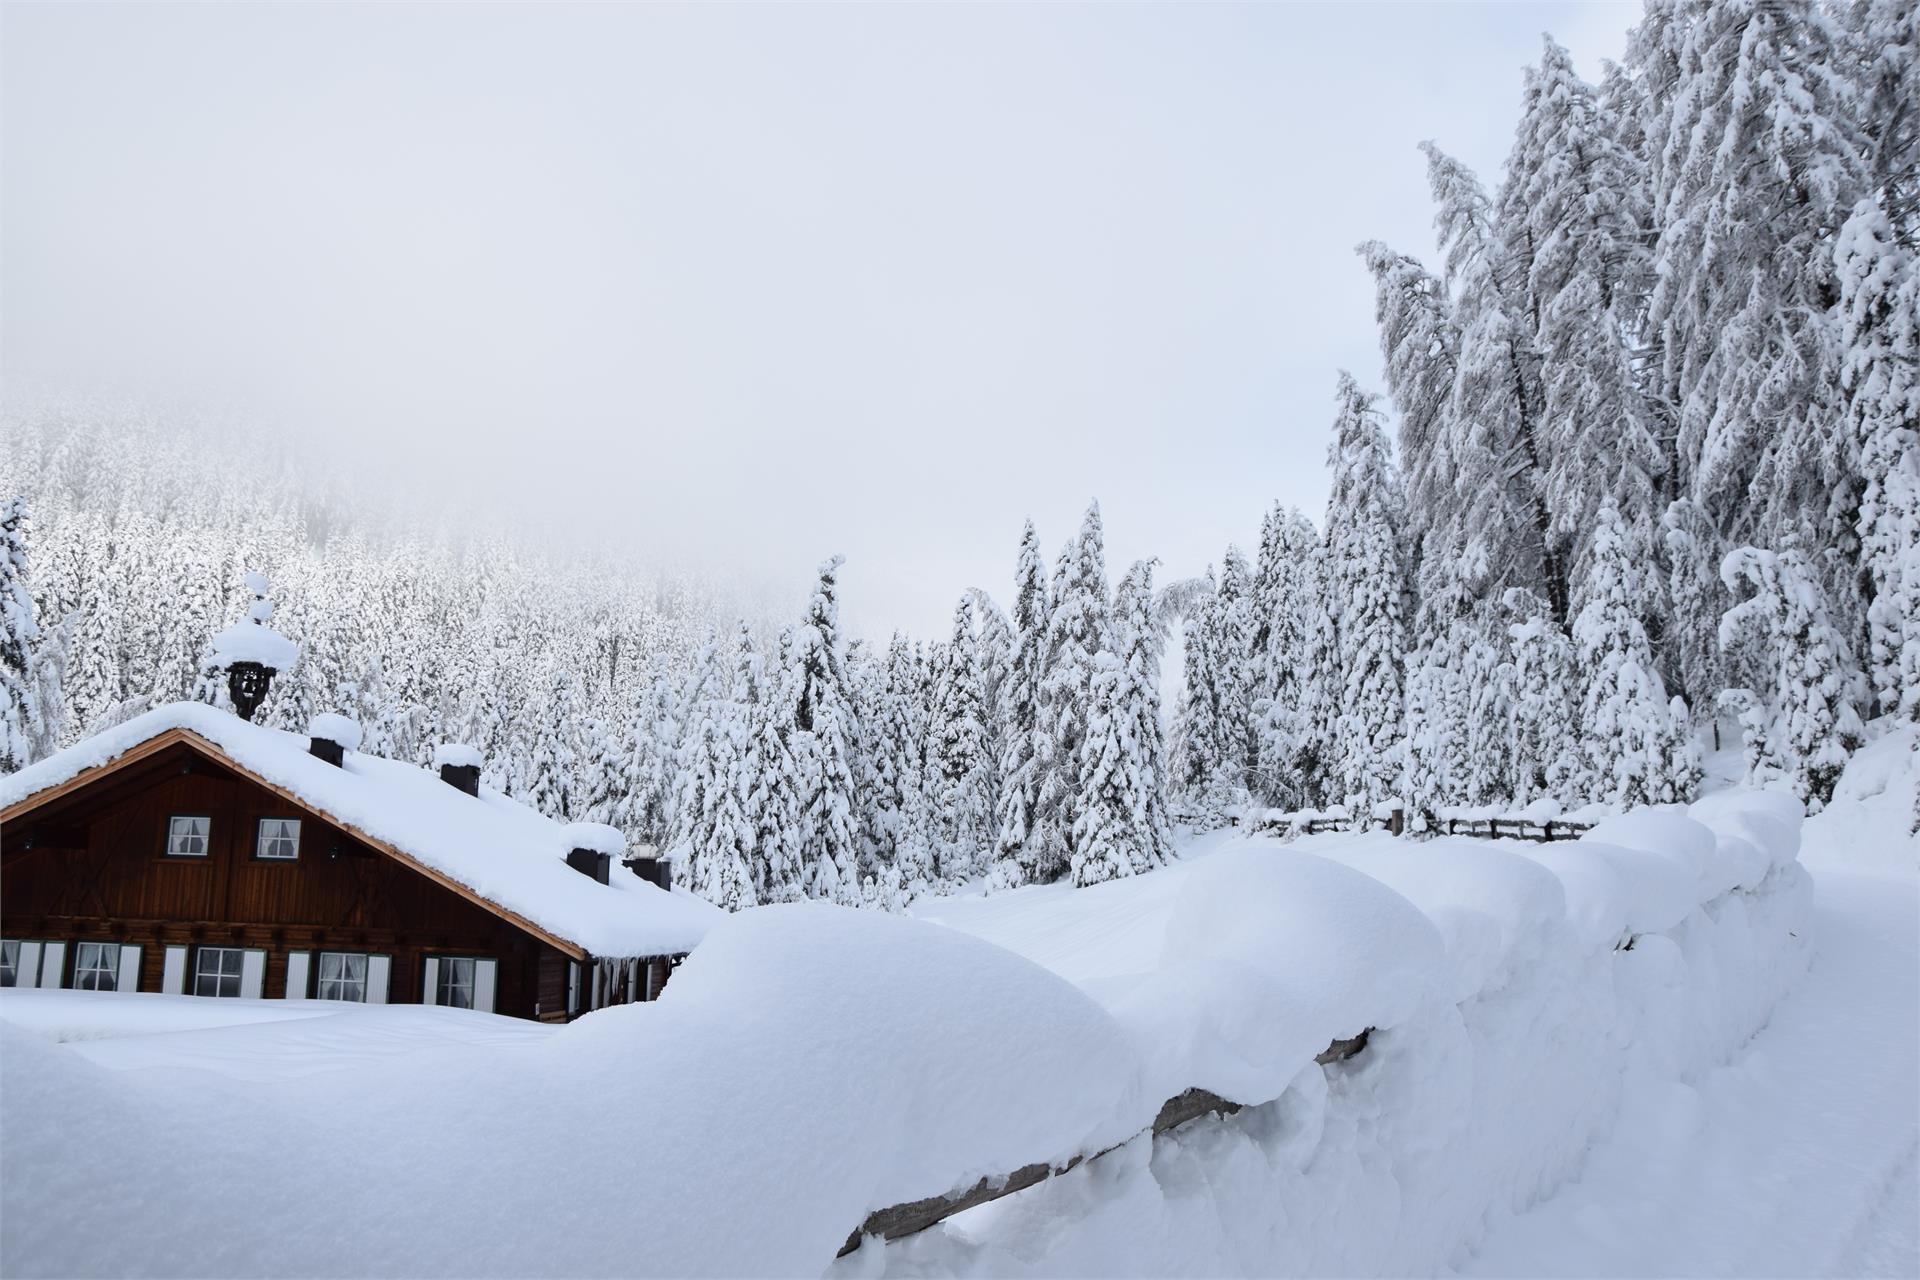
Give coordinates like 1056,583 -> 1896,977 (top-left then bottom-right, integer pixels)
0,775 -> 1882,1277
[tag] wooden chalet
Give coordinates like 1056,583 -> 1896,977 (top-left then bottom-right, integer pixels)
0,704 -> 719,1020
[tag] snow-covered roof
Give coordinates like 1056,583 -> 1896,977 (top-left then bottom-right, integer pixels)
0,703 -> 720,960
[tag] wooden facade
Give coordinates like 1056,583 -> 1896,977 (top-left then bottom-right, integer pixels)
0,731 -> 675,1019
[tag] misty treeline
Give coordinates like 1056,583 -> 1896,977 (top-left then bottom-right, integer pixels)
4,0 -> 1919,907
0,409 -> 1178,904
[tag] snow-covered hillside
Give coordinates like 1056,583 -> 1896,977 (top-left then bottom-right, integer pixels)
6,771 -> 1886,1278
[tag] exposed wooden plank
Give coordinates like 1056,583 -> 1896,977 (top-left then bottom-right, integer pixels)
838,1028 -> 1373,1258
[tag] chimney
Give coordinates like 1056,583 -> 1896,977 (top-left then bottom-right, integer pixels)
623,844 -> 672,892
566,848 -> 612,884
307,714 -> 361,768
560,823 -> 625,886
433,743 -> 484,796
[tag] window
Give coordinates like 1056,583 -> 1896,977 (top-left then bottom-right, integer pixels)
0,941 -> 18,988
72,942 -> 121,992
193,946 -> 244,998
315,952 -> 368,1002
435,957 -> 477,1009
167,815 -> 211,857
255,818 -> 301,860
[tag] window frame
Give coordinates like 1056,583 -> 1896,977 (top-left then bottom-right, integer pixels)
314,951 -> 369,1002
164,814 -> 213,859
253,816 -> 302,862
434,956 -> 478,1010
71,941 -> 122,992
0,940 -> 19,988
192,945 -> 246,998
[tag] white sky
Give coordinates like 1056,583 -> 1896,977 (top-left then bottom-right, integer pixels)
2,1 -> 1639,642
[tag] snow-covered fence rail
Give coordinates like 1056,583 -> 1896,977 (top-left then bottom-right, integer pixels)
1242,803 -> 1608,843
839,1031 -> 1374,1255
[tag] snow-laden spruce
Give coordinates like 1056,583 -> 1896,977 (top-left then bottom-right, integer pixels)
1322,373 -> 1406,814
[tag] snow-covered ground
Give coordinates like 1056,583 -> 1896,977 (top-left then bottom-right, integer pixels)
1463,728 -> 1920,1279
2,736 -> 1913,1278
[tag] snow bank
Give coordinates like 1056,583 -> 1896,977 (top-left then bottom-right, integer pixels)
2,907 -> 1138,1277
1,793 -> 1814,1278
844,790 -> 1814,1278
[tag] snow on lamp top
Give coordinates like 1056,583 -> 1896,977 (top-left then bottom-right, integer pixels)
210,570 -> 300,672
307,713 -> 363,752
559,822 -> 628,858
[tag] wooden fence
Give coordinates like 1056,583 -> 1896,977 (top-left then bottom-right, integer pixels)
1243,808 -> 1598,843
839,1030 -> 1373,1257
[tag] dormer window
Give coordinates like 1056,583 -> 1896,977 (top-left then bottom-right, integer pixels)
255,818 -> 301,860
167,815 -> 211,857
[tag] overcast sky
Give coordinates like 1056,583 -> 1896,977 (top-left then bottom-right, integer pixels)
3,1 -> 1638,642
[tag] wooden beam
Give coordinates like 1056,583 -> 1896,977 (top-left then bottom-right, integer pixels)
838,1029 -> 1372,1258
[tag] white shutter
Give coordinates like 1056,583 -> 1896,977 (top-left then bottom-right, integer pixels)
473,959 -> 497,1014
116,945 -> 143,993
162,945 -> 188,994
567,961 -> 580,1016
40,942 -> 67,989
421,956 -> 441,1006
16,942 -> 44,989
284,951 -> 310,1000
366,955 -> 390,1004
239,949 -> 267,999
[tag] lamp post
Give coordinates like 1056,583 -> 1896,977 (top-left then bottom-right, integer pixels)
210,571 -> 299,723
224,660 -> 277,723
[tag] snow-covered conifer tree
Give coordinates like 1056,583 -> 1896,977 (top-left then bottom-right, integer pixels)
1719,545 -> 1867,812
930,598 -> 992,882
1,497 -> 43,771
1357,242 -> 1459,615
1504,588 -> 1581,804
1576,505 -> 1686,809
1070,652 -> 1142,887
1029,503 -> 1111,882
1835,196 -> 1920,720
1423,142 -> 1561,616
1660,499 -> 1728,735
1516,37 -> 1664,591
1169,566 -> 1226,818
527,669 -> 583,821
1323,373 -> 1407,811
1642,0 -> 1869,616
1112,557 -> 1175,868
990,521 -> 1049,889
789,556 -> 862,906
1213,545 -> 1258,795
749,626 -> 807,903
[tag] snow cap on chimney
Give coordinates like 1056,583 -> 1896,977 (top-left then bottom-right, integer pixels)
560,823 -> 624,885
433,742 -> 484,796
307,713 -> 361,767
